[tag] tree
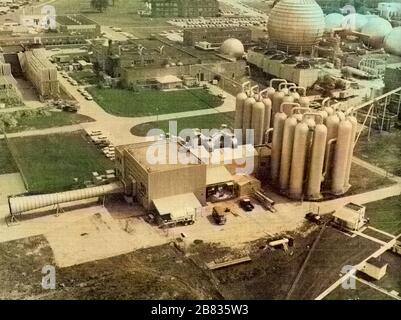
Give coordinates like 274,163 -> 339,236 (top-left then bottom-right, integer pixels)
90,0 -> 109,13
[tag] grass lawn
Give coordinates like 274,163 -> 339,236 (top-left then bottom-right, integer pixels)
8,131 -> 113,194
4,111 -> 94,134
365,196 -> 401,236
0,140 -> 18,174
348,164 -> 396,195
131,112 -> 235,136
69,70 -> 98,85
88,88 -> 224,117
355,129 -> 401,176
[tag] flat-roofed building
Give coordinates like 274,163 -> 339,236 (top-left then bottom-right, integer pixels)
150,0 -> 219,18
184,27 -> 252,47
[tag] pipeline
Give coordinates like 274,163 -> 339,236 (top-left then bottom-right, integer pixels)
8,182 -> 124,216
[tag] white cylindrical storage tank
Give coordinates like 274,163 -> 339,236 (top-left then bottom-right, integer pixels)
281,95 -> 296,116
279,116 -> 298,192
331,119 -> 353,195
384,27 -> 401,56
262,97 -> 273,135
306,123 -> 327,200
299,96 -> 310,109
271,111 -> 288,183
265,87 -> 276,100
272,91 -> 285,118
343,116 -> 358,190
289,121 -> 310,199
361,17 -> 393,48
326,113 -> 340,143
242,97 -> 256,134
235,92 -> 248,129
251,101 -> 266,145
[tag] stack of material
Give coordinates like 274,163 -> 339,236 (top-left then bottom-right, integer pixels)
18,48 -> 59,99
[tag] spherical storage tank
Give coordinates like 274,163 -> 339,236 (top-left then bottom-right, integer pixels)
220,38 -> 245,58
361,17 -> 393,48
384,27 -> 401,56
325,13 -> 344,32
268,0 -> 325,53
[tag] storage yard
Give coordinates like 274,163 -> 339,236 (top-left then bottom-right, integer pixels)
0,0 -> 401,302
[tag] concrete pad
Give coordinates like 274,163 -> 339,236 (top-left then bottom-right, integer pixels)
44,211 -> 167,268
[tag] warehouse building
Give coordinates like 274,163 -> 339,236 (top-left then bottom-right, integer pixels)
149,0 -> 219,18
56,14 -> 101,38
18,48 -> 59,99
115,139 -> 259,210
183,27 -> 252,47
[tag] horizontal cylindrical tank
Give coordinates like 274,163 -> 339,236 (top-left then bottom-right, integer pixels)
331,119 -> 353,195
306,123 -> 327,200
279,116 -> 298,192
361,17 -> 393,48
251,101 -> 266,145
235,92 -> 248,129
271,111 -> 288,183
384,27 -> 401,56
289,121 -> 310,199
9,182 -> 124,215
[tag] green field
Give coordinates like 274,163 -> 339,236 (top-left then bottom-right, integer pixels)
0,140 -> 17,174
355,129 -> 401,176
348,164 -> 395,196
88,88 -> 224,117
8,131 -> 113,194
131,112 -> 235,137
365,196 -> 401,236
4,111 -> 93,134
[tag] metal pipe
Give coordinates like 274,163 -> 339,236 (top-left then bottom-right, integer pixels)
303,112 -> 324,125
290,106 -> 311,116
264,128 -> 274,145
269,78 -> 287,88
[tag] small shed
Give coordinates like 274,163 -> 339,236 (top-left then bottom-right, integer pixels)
333,203 -> 366,231
362,257 -> 388,280
155,75 -> 183,90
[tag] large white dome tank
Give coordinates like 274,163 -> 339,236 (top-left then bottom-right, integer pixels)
325,13 -> 344,32
361,17 -> 393,48
342,13 -> 368,31
268,0 -> 325,53
220,38 -> 245,59
384,27 -> 401,56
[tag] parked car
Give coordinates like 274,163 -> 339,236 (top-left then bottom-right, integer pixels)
212,206 -> 229,225
239,198 -> 255,212
305,212 -> 323,225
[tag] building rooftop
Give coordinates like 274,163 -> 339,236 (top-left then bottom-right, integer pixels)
121,140 -> 204,173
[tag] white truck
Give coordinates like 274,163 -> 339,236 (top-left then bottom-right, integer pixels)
157,209 -> 196,228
